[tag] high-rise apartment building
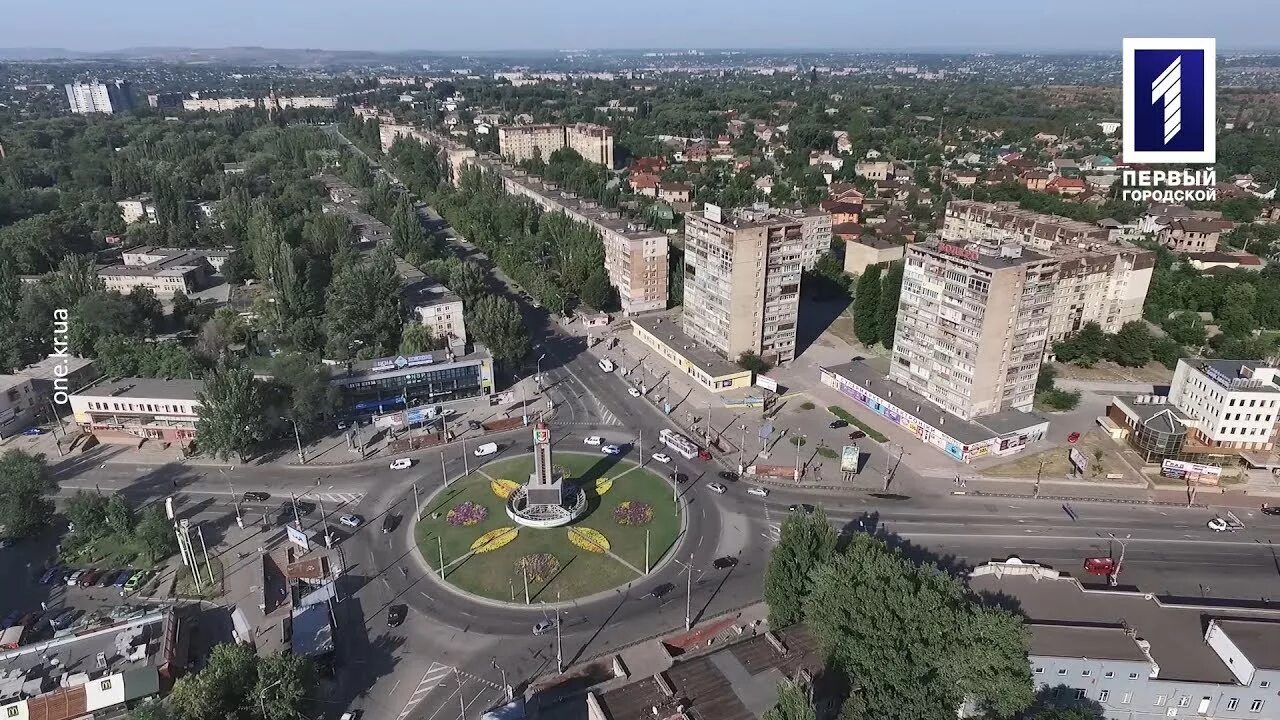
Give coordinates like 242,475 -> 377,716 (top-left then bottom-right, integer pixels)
890,239 -> 1057,420
498,123 -> 616,168
683,205 -> 819,366
942,201 -> 1154,344
65,81 -> 133,114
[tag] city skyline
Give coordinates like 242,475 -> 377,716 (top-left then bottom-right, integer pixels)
3,0 -> 1279,54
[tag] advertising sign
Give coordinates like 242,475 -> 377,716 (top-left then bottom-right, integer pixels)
722,395 -> 765,408
840,445 -> 861,474
1160,458 -> 1222,483
405,408 -> 431,426
286,524 -> 310,552
755,375 -> 778,393
1069,447 -> 1088,474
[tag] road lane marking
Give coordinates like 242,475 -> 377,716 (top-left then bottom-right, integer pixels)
398,663 -> 452,720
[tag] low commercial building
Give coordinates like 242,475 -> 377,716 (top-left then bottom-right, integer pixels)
99,250 -> 215,297
971,558 -> 1280,720
821,361 -> 1048,462
69,378 -> 203,445
0,375 -> 39,438
842,235 -> 904,276
1107,394 -> 1191,463
14,356 -> 100,408
116,195 -> 156,224
631,315 -> 754,394
329,349 -> 494,417
122,246 -> 233,273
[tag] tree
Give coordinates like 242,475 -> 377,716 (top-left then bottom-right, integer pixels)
324,250 -> 404,359
135,506 -> 178,561
804,535 -> 1032,720
762,679 -> 817,720
0,450 -> 55,539
579,267 -> 617,311
255,652 -> 319,720
764,507 -> 837,626
195,362 -> 270,463
197,308 -> 249,360
68,291 -> 145,354
448,260 -> 487,304
104,494 -> 135,536
65,490 -> 110,539
877,262 -> 903,349
400,322 -> 437,354
468,295 -> 529,368
127,287 -> 165,334
1052,322 -> 1109,367
51,254 -> 105,307
171,291 -> 197,331
168,642 -> 258,720
1163,312 -> 1207,347
268,353 -> 338,441
1109,321 -> 1152,368
737,350 -> 772,373
1036,364 -> 1058,393
853,265 -> 882,347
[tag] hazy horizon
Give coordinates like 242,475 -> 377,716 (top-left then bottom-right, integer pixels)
2,0 -> 1277,55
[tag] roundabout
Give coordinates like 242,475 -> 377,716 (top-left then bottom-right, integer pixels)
415,428 -> 682,603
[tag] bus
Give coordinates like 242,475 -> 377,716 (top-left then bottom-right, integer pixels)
659,429 -> 700,460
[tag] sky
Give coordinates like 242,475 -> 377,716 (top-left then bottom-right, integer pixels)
3,0 -> 1278,53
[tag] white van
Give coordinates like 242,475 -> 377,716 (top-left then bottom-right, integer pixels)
474,442 -> 498,457
598,358 -> 615,372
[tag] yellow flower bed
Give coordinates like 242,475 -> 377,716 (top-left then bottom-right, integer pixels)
490,478 -> 521,500
470,527 -> 518,554
594,477 -> 613,495
568,527 -> 610,554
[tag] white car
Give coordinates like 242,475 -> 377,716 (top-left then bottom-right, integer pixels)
583,435 -> 603,446
706,482 -> 728,494
627,387 -> 641,398
474,442 -> 498,457
339,514 -> 362,528
651,453 -> 672,464
389,458 -> 413,470
439,408 -> 456,417
598,358 -> 615,372
747,486 -> 769,497
1207,517 -> 1230,532
601,445 -> 621,455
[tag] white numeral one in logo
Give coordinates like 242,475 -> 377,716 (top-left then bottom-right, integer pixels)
1151,56 -> 1182,144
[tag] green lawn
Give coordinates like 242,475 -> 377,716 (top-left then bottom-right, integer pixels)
828,405 -> 889,442
416,452 -> 680,602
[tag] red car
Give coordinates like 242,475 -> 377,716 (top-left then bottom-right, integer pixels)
697,449 -> 712,461
1083,557 -> 1116,577
78,569 -> 101,587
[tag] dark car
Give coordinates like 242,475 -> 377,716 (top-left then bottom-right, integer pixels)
97,570 -> 118,587
669,472 -> 689,484
828,419 -> 848,429
712,556 -> 739,570
649,582 -> 675,599
113,570 -> 134,588
49,609 -> 79,631
1263,505 -> 1280,516
295,501 -> 317,516
788,504 -> 816,514
848,430 -> 866,440
243,491 -> 270,502
382,514 -> 400,534
717,470 -> 739,482
387,604 -> 408,627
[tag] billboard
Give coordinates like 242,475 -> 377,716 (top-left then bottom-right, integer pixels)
840,445 -> 861,473
286,524 -> 310,552
722,395 -> 765,408
755,375 -> 778,393
1161,458 -> 1222,484
1068,447 -> 1088,473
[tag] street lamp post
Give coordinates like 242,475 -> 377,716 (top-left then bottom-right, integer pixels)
1108,533 -> 1131,587
793,433 -> 806,482
223,467 -> 242,529
739,424 -> 747,474
280,416 -> 305,464
536,353 -> 547,391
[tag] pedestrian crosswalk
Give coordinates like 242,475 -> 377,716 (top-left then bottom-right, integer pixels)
397,662 -> 505,720
397,663 -> 452,720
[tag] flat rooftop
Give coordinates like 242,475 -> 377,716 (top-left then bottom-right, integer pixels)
631,314 -> 745,379
969,571 -> 1280,684
691,205 -> 828,231
1192,359 -> 1280,393
1028,624 -> 1150,663
329,347 -> 491,382
74,377 -> 203,402
15,356 -> 96,381
99,250 -> 210,278
1113,395 -> 1189,429
596,626 -> 822,720
1214,619 -> 1280,671
395,257 -> 461,307
823,361 -> 1046,446
911,239 -> 1053,271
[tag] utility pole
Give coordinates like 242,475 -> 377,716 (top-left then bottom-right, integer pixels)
639,429 -> 643,466
645,529 -> 650,574
463,440 -> 470,476
684,552 -> 694,631
793,432 -> 803,482
46,399 -> 64,458
224,468 -> 242,529
522,563 -> 530,604
455,668 -> 466,720
441,452 -> 449,487
555,590 -> 563,674
281,416 -> 305,464
739,423 -> 747,474
1035,458 -> 1047,498
290,492 -> 302,526
1108,533 -> 1131,587
414,482 -> 421,520
318,495 -> 332,548
492,658 -> 510,702
196,525 -> 215,587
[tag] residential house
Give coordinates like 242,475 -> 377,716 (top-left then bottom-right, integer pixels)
116,195 -> 156,224
809,150 -> 844,172
1050,158 -> 1080,176
658,182 -> 691,204
1047,176 -> 1087,195
628,173 -> 660,197
820,199 -> 862,225
1021,170 -> 1051,191
951,170 -> 979,187
1159,218 -> 1231,253
755,176 -> 774,195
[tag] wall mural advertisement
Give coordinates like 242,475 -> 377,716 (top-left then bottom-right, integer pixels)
823,369 -> 965,461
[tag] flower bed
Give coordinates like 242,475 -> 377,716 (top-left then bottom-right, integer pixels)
612,501 -> 654,526
516,553 -> 560,585
447,501 -> 489,527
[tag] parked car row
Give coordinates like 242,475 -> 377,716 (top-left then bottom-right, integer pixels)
39,566 -> 150,592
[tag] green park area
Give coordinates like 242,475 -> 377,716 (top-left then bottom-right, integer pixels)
415,451 -> 681,602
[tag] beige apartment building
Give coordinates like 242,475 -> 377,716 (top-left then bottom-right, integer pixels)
497,166 -> 667,314
682,205 -> 805,366
498,123 -> 616,168
941,200 -> 1155,342
99,250 -> 214,297
182,97 -> 256,112
890,240 -> 1057,420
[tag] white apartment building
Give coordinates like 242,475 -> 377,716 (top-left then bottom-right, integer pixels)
99,250 -> 214,297
65,81 -> 132,114
398,256 -> 468,353
1168,359 -> 1280,452
566,123 -> 615,168
890,240 -> 1057,420
182,97 -> 256,112
116,195 -> 157,224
